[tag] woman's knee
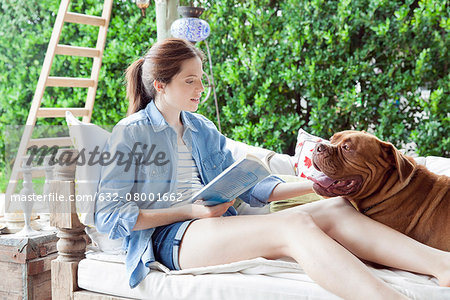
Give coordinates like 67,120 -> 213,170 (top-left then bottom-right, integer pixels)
271,211 -> 319,234
264,212 -> 319,256
289,197 -> 356,234
322,197 -> 355,215
316,197 -> 357,234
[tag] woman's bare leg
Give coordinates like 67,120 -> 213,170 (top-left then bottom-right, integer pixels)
277,197 -> 450,287
179,212 -> 408,300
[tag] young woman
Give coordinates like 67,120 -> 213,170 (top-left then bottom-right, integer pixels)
95,38 -> 450,300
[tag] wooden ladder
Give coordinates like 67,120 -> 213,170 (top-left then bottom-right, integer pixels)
6,0 -> 114,204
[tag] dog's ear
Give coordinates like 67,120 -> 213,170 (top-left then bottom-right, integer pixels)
380,141 -> 415,182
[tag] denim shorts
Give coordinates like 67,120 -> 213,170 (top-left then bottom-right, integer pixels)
152,219 -> 196,270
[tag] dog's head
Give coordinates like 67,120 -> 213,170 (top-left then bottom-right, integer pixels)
311,130 -> 416,200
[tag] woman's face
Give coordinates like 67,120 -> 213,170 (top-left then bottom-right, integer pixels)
158,56 -> 205,113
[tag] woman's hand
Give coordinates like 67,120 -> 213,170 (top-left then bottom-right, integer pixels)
186,199 -> 236,219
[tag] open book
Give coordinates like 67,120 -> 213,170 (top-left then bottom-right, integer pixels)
190,154 -> 271,206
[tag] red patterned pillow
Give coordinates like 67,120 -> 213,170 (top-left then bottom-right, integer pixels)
294,129 -> 329,179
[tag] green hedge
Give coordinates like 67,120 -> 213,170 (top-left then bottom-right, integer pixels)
1,0 -> 448,191
200,0 -> 449,155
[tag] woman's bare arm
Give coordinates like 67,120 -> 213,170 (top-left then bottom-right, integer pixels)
132,200 -> 235,231
268,181 -> 315,202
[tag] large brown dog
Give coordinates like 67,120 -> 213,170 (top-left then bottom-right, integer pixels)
311,130 -> 450,251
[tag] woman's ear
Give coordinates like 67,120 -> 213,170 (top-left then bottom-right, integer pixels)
153,80 -> 165,93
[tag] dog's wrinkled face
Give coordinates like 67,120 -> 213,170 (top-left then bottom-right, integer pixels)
311,130 -> 414,199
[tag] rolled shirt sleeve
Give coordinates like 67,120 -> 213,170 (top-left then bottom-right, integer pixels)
239,175 -> 284,207
95,198 -> 140,239
94,124 -> 141,239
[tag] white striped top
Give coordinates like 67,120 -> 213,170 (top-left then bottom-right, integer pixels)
172,143 -> 204,206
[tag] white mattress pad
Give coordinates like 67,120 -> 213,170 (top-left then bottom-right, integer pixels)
78,251 -> 450,300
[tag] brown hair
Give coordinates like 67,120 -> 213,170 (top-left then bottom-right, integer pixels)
125,38 -> 205,115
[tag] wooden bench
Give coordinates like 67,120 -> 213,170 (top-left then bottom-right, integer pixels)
49,151 -> 131,300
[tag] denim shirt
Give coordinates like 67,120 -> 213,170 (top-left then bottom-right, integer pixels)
94,101 -> 283,288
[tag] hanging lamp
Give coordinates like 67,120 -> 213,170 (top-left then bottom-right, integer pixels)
170,6 -> 210,42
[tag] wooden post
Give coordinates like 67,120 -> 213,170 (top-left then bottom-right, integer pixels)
155,0 -> 179,41
49,149 -> 87,299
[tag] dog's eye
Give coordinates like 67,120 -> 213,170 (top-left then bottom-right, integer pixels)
342,144 -> 350,151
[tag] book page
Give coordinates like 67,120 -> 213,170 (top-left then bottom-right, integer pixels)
190,155 -> 270,205
207,165 -> 258,199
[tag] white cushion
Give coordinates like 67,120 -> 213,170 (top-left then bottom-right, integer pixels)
226,138 -> 273,165
66,112 -> 124,253
424,156 -> 450,176
78,251 -> 450,300
226,138 -> 295,175
66,111 -> 110,226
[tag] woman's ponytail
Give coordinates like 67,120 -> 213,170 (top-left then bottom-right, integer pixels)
125,58 -> 153,115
